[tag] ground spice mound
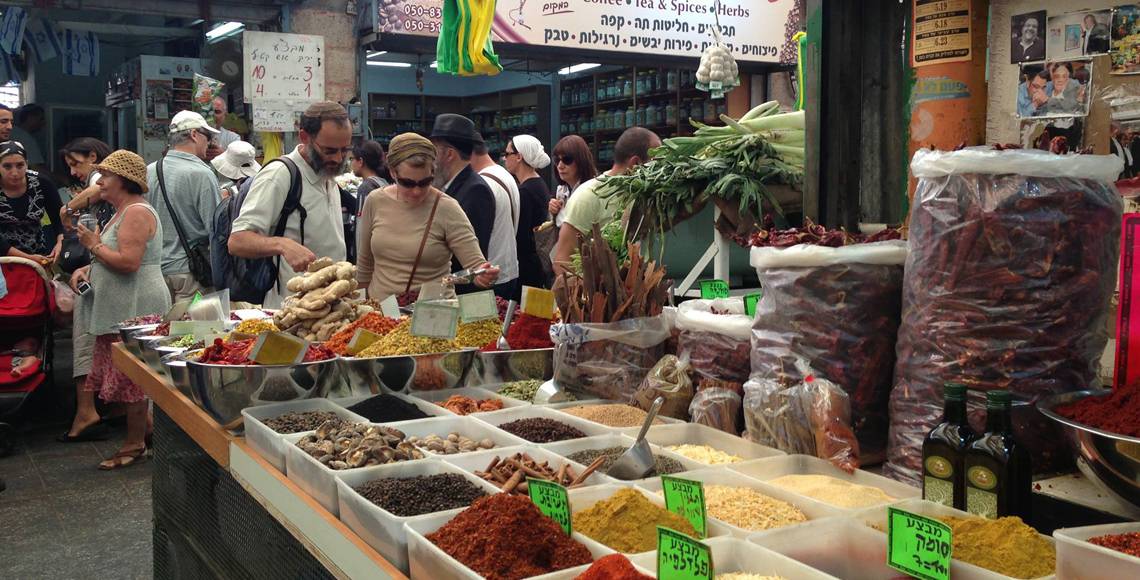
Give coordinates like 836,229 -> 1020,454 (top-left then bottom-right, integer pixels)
1088,532 -> 1140,558
575,554 -> 652,580
574,487 -> 696,553
938,516 -> 1054,579
427,494 -> 593,580
1056,387 -> 1140,437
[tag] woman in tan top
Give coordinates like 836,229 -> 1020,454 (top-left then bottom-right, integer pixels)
356,133 -> 499,299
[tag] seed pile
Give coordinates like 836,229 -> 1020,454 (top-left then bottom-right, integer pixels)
438,394 -> 504,415
702,485 -> 807,531
560,404 -> 663,428
567,447 -> 684,480
360,319 -> 458,357
325,312 -> 403,355
295,421 -> 423,470
345,394 -> 429,423
354,473 -> 486,517
1089,532 -> 1140,558
667,444 -> 744,465
498,417 -> 586,443
767,474 -> 894,509
261,411 -> 341,434
497,379 -> 577,403
455,319 -> 503,348
474,452 -> 605,495
407,432 -> 495,455
575,488 -> 697,553
233,319 -> 278,335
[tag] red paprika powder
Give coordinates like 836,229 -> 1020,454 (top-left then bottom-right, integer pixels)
506,313 -> 555,350
1056,385 -> 1140,437
575,554 -> 653,580
1089,532 -> 1140,558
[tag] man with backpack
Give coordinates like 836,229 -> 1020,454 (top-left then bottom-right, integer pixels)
227,102 -> 351,308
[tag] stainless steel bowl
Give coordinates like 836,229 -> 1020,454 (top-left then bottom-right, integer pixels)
145,345 -> 187,375
116,323 -> 158,344
162,350 -> 194,401
119,325 -> 160,357
1039,390 -> 1140,516
187,357 -> 346,429
472,348 -> 554,386
338,348 -> 479,394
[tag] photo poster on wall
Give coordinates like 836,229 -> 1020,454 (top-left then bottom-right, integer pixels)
1016,59 -> 1093,119
1020,116 -> 1086,151
1011,10 -> 1047,63
1048,9 -> 1111,60
1108,95 -> 1140,179
1113,5 -> 1140,74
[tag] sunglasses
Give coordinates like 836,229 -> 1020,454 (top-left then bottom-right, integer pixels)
556,155 -> 576,165
395,175 -> 434,188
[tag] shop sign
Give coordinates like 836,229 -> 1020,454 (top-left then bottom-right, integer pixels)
242,31 -> 325,103
912,0 -> 971,67
377,0 -> 798,64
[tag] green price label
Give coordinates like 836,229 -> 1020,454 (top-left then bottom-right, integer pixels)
887,507 -> 953,580
657,527 -> 713,580
528,479 -> 571,536
661,476 -> 707,538
190,291 -> 203,306
699,279 -> 729,299
743,292 -> 762,317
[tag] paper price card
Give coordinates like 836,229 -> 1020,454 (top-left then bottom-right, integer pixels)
743,293 -> 762,318
698,279 -> 729,299
661,476 -> 707,538
249,332 -> 309,366
657,527 -> 713,580
527,479 -> 571,535
521,286 -> 555,319
169,320 -> 225,337
887,507 -> 952,580
411,301 -> 460,340
347,329 -> 384,356
459,290 -> 499,323
379,294 -> 401,320
419,281 -> 446,303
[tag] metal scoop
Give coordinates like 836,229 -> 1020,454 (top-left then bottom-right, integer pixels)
607,396 -> 664,480
533,378 -> 570,405
497,300 -> 516,351
442,265 -> 494,286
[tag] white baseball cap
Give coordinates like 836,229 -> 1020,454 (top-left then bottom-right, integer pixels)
170,110 -> 220,135
212,140 -> 262,180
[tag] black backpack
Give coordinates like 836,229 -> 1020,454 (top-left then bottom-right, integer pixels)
211,157 -> 305,303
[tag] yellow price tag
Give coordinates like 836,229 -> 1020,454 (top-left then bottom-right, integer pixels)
347,328 -> 384,356
249,332 -> 309,365
521,286 -> 555,319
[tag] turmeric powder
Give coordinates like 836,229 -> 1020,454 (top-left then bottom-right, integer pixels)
574,488 -> 696,553
938,516 -> 1054,579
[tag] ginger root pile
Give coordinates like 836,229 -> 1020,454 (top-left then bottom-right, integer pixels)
273,257 -> 375,342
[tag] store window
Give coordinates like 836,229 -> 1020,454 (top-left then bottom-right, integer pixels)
0,81 -> 19,108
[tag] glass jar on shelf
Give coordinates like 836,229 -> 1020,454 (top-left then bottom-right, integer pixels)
636,73 -> 646,96
625,106 -> 635,128
689,99 -> 703,123
668,70 -> 679,91
665,102 -> 677,125
597,80 -> 607,101
704,99 -> 717,123
622,77 -> 633,98
607,79 -> 619,100
643,103 -> 656,127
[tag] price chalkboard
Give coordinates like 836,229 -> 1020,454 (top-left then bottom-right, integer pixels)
528,479 -> 571,535
698,279 -> 729,299
661,476 -> 707,538
657,527 -> 713,580
887,507 -> 952,580
243,31 -> 325,103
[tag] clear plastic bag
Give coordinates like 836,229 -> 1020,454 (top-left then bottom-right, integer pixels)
677,298 -> 752,395
551,315 -> 671,401
51,279 -> 75,326
689,386 -> 743,435
887,147 -> 1123,485
631,354 -> 694,420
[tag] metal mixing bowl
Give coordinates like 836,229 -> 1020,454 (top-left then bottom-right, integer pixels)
472,348 -> 554,386
339,348 -> 479,394
118,324 -> 159,357
142,342 -> 186,375
1038,389 -> 1140,515
162,350 -> 196,402
187,357 -> 346,429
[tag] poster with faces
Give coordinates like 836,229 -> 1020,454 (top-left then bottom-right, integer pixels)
1047,9 -> 1111,59
1017,59 -> 1093,119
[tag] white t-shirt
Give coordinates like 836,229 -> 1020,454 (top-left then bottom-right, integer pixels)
479,163 -> 520,284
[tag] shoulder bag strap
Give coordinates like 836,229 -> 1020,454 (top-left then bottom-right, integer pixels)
480,170 -> 517,226
156,158 -> 194,259
405,192 -> 443,295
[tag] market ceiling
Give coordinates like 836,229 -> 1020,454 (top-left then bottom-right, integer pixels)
5,0 -> 282,26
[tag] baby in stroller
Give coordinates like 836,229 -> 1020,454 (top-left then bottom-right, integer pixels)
0,257 -> 55,457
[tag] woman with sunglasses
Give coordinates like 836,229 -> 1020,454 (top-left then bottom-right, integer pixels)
503,135 -> 553,291
547,135 -> 598,227
356,133 -> 499,300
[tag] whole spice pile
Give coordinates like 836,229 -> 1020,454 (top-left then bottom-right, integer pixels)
567,447 -> 683,480
747,216 -> 902,248
766,474 -> 893,509
295,421 -> 423,470
438,394 -> 504,415
353,473 -> 486,517
575,554 -> 652,580
406,433 -> 495,455
702,485 -> 806,531
498,379 -> 578,403
170,335 -> 205,349
197,338 -> 335,365
559,404 -> 663,428
473,452 -> 604,495
260,411 -> 341,434
667,444 -> 744,465
274,258 -> 376,341
575,488 -> 697,553
553,224 -> 670,325
938,516 -> 1055,579
324,312 -> 403,355
233,319 -> 279,335
344,394 -> 429,423
498,418 -> 587,443
1088,532 -> 1140,558
427,494 -> 594,580
1056,384 -> 1140,437
455,319 -> 503,349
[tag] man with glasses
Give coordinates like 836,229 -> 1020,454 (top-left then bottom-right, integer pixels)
147,110 -> 222,300
229,101 -> 351,308
429,114 -> 496,284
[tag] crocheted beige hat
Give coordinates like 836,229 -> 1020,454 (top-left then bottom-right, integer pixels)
95,150 -> 149,193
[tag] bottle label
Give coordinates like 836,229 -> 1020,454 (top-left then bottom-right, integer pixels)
966,465 -> 999,518
923,455 -> 956,507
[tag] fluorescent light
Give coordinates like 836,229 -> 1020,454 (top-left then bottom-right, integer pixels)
558,63 -> 600,75
367,51 -> 388,59
429,61 -> 438,69
206,21 -> 244,40
367,61 -> 413,68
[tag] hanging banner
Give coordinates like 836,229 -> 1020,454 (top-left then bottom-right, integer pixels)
0,7 -> 28,55
912,0 -> 971,67
62,29 -> 99,77
242,31 -> 325,103
378,0 -> 798,64
24,18 -> 60,63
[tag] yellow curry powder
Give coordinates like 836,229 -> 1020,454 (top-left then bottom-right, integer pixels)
574,488 -> 697,553
938,516 -> 1054,579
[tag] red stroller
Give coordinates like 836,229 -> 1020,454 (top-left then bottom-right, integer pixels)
0,257 -> 55,456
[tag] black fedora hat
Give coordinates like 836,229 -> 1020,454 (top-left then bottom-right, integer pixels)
430,113 -> 485,146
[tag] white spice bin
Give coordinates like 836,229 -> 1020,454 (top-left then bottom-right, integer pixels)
729,454 -> 920,511
1055,522 -> 1140,580
631,536 -> 839,579
241,398 -> 367,474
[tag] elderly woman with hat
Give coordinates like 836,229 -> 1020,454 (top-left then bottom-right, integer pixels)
356,133 -> 499,301
211,140 -> 262,199
72,150 -> 171,470
503,135 -> 553,289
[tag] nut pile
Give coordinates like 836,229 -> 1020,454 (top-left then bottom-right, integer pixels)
295,420 -> 424,470
260,411 -> 341,434
560,404 -> 664,428
406,432 -> 495,455
438,394 -> 504,415
566,446 -> 684,480
702,484 -> 807,531
274,258 -> 375,342
354,473 -> 486,517
474,452 -> 605,495
498,418 -> 586,443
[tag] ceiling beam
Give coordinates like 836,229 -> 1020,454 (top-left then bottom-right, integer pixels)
8,0 -> 281,24
56,21 -> 198,38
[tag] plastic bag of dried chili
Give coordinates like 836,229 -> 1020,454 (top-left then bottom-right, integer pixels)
749,240 -> 907,467
677,298 -> 753,386
551,315 -> 671,401
886,147 -> 1123,486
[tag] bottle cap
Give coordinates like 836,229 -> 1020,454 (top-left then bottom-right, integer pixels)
986,390 -> 1013,404
944,383 -> 967,399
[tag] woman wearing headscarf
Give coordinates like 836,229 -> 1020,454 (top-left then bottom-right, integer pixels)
0,140 -> 62,263
356,133 -> 499,301
504,135 -> 553,290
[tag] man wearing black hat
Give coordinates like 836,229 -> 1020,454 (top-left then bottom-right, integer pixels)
430,114 -> 495,264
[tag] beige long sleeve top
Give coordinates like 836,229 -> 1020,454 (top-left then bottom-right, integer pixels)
356,187 -> 486,300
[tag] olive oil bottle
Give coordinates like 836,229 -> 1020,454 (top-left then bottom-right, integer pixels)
922,383 -> 975,509
964,390 -> 1032,519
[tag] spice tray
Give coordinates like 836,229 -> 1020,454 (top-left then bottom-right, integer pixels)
566,484 -> 732,555
332,392 -> 451,425
412,386 -> 532,415
335,458 -> 502,573
637,467 -> 844,538
339,348 -> 479,394
542,433 -> 704,485
472,347 -> 554,385
472,406 -> 613,443
284,428 -> 430,515
852,498 -> 1056,580
242,399 -> 368,473
747,517 -> 894,579
1054,522 -> 1140,579
630,536 -> 838,579
388,416 -> 529,456
480,382 -> 606,407
622,422 -> 786,464
441,444 -> 616,490
729,454 -> 920,511
544,401 -> 685,428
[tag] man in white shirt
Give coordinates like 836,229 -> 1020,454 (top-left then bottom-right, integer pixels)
228,101 -> 350,307
470,143 -> 520,299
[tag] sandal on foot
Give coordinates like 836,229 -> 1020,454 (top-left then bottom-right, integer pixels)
58,422 -> 110,443
98,447 -> 148,470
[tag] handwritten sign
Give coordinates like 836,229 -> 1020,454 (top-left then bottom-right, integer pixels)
887,507 -> 952,580
249,332 -> 309,365
698,279 -> 729,299
743,293 -> 762,318
459,290 -> 499,323
411,301 -> 460,340
657,527 -> 713,580
521,286 -> 555,319
528,479 -> 571,535
242,31 -> 325,103
662,476 -> 707,538
347,329 -> 384,356
251,99 -> 309,132
912,0 -> 971,67
379,294 -> 402,320
169,320 -> 224,337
